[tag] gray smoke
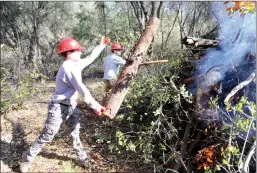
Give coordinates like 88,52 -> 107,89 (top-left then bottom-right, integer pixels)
196,2 -> 256,76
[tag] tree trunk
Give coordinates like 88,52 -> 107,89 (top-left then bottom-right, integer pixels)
103,16 -> 160,119
179,7 -> 184,49
164,9 -> 179,49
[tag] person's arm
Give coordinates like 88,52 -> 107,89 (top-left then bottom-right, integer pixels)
69,70 -> 105,115
76,44 -> 104,70
113,55 -> 126,66
76,37 -> 110,70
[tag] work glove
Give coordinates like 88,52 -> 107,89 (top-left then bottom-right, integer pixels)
89,100 -> 106,116
100,36 -> 110,45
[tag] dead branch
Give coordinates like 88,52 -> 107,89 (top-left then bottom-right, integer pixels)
180,157 -> 189,173
183,76 -> 195,84
174,120 -> 192,171
238,117 -> 255,172
140,60 -> 168,66
224,72 -> 256,103
242,139 -> 256,173
188,131 -> 202,153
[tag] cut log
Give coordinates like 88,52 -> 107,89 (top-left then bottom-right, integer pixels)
103,16 -> 160,119
181,36 -> 219,48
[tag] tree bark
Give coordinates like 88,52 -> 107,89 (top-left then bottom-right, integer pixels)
103,16 -> 160,119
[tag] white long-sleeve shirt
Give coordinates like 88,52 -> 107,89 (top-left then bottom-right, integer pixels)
51,44 -> 105,109
103,53 -> 126,80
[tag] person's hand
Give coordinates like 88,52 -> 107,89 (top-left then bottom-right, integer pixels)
94,105 -> 106,116
89,101 -> 106,116
100,36 -> 110,45
102,109 -> 113,119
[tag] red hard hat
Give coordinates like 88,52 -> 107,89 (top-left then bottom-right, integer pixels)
111,43 -> 123,51
57,38 -> 82,54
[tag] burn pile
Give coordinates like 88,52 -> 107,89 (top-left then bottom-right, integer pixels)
219,54 -> 256,118
184,45 -> 256,172
183,2 -> 256,127
184,53 -> 256,123
181,3 -> 256,172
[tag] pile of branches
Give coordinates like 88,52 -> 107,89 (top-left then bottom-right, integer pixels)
110,39 -> 256,173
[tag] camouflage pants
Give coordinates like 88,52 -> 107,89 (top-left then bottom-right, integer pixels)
102,79 -> 116,106
24,103 -> 88,162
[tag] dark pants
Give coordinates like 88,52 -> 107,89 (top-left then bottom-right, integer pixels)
24,103 -> 88,162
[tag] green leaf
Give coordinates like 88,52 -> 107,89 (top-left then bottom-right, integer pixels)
222,159 -> 229,166
215,165 -> 221,171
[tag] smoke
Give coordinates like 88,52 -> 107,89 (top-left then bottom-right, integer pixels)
196,2 -> 256,76
191,2 -> 256,126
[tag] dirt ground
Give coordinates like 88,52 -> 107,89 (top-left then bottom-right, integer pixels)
1,78 -> 148,173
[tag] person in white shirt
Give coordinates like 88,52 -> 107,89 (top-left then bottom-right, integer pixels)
20,37 -> 110,172
102,43 -> 126,105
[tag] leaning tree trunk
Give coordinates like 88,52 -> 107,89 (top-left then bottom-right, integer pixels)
103,16 -> 160,119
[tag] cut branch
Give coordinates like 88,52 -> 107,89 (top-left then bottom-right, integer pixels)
103,16 -> 160,119
140,60 -> 168,66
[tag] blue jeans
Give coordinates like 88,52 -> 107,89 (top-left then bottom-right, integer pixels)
24,103 -> 88,162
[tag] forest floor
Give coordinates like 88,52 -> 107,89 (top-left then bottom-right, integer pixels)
1,78 -> 149,173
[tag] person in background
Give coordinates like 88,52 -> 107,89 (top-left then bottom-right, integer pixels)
102,43 -> 126,106
20,36 -> 110,172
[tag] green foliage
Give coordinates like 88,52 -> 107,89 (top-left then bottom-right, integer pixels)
208,96 -> 218,109
1,69 -> 40,114
73,2 -> 139,58
221,145 -> 240,167
72,10 -> 101,45
110,31 -> 140,58
107,73 -> 255,172
110,75 -> 192,166
94,127 -> 114,145
214,98 -> 256,172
